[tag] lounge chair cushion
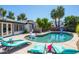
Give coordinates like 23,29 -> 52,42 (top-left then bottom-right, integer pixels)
0,37 -> 3,40
52,44 -> 65,54
62,49 -> 79,54
52,44 -> 79,54
28,44 -> 45,54
1,40 -> 29,47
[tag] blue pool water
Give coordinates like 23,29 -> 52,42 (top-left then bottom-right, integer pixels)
26,32 -> 73,43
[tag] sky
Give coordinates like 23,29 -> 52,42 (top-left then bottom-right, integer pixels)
0,5 -> 79,21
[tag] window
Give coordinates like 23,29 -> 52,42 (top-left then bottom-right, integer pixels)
8,24 -> 11,34
0,23 -> 1,36
3,24 -> 7,35
14,24 -> 18,31
19,24 -> 23,31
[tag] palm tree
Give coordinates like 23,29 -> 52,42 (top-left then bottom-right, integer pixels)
36,18 -> 52,32
2,10 -> 7,18
36,18 -> 43,32
17,13 -> 27,21
17,15 -> 21,20
0,8 -> 7,20
42,18 -> 51,31
0,8 -> 7,18
7,11 -> 15,20
51,9 -> 58,28
51,6 -> 64,29
0,8 -> 3,15
57,6 -> 64,28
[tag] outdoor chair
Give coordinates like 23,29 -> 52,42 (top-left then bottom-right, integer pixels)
52,44 -> 79,54
1,38 -> 31,51
28,44 -> 46,54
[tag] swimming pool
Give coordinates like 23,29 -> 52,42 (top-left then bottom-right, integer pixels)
26,32 -> 73,43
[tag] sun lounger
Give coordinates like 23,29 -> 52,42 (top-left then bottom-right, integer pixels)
0,37 -> 12,44
0,37 -> 3,41
1,40 -> 30,47
1,39 -> 31,51
0,37 -> 13,42
62,49 -> 79,54
28,44 -> 46,54
52,44 -> 79,54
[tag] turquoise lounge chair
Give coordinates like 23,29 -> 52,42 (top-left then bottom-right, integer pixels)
0,37 -> 12,44
52,44 -> 79,54
0,37 -> 13,42
28,44 -> 46,54
1,40 -> 30,47
1,39 -> 31,51
0,37 -> 3,41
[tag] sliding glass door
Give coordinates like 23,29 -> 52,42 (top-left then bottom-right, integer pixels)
0,23 -> 1,36
3,23 -> 12,36
8,23 -> 12,35
3,23 -> 7,36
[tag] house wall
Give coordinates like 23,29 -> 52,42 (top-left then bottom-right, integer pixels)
0,22 -> 13,37
0,22 -> 2,36
24,23 -> 36,32
0,19 -> 36,37
0,22 -> 25,37
24,24 -> 32,32
13,24 -> 24,34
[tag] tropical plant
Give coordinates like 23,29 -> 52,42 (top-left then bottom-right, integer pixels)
51,9 -> 58,28
42,18 -> 51,31
23,29 -> 28,34
7,11 -> 15,20
64,15 -> 79,32
36,18 -> 52,32
51,6 -> 64,29
0,8 -> 7,18
42,18 -> 48,30
2,10 -> 7,17
36,18 -> 43,32
57,6 -> 64,27
17,13 -> 27,20
76,24 -> 79,37
0,8 -> 3,15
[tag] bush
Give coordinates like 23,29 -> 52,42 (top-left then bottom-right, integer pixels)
64,16 -> 79,32
33,27 -> 41,33
23,29 -> 28,34
76,24 -> 79,37
36,18 -> 52,32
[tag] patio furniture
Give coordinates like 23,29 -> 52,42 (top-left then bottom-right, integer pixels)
0,37 -> 13,42
0,37 -> 3,41
52,44 -> 79,54
1,39 -> 31,51
28,44 -> 46,54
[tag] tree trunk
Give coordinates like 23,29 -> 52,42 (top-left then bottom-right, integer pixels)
55,19 -> 57,28
58,18 -> 60,30
40,28 -> 42,33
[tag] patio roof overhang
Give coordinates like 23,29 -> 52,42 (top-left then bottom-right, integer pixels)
0,17 -> 26,24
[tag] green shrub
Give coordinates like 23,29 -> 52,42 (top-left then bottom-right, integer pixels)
23,29 -> 28,34
64,16 -> 78,32
76,24 -> 79,37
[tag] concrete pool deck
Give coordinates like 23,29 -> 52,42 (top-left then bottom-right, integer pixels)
0,32 -> 79,54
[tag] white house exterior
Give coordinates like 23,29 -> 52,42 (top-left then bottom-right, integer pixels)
0,17 -> 35,37
24,20 -> 36,32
